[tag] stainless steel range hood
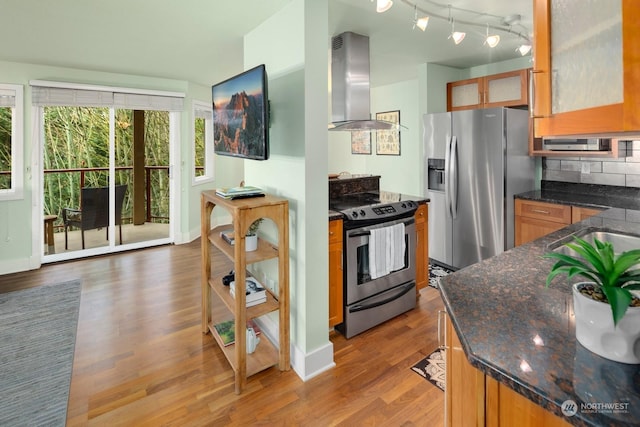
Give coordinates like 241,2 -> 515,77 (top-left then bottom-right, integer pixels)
329,32 -> 400,132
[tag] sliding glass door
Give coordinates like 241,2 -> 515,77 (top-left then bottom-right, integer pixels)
34,84 -> 180,261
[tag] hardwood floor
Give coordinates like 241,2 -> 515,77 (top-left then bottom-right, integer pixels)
0,240 -> 445,426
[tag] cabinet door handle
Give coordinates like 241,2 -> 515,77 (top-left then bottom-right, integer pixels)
529,69 -> 546,119
437,310 -> 447,349
531,209 -> 550,214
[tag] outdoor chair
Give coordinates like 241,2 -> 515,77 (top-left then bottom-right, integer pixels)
62,185 -> 127,250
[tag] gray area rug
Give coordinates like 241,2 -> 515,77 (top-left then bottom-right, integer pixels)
0,280 -> 81,426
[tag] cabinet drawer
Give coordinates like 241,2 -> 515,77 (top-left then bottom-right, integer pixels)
329,219 -> 343,244
515,200 -> 571,224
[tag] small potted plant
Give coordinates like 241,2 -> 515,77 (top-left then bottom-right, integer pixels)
544,236 -> 640,363
245,218 -> 263,252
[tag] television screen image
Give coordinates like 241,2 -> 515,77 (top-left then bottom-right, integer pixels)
212,64 -> 269,160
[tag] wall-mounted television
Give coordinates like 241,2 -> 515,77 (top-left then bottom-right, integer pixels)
212,64 -> 269,160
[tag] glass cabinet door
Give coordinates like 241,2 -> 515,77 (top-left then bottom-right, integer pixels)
550,0 -> 622,114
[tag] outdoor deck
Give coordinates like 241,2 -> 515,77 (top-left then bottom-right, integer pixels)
46,222 -> 170,254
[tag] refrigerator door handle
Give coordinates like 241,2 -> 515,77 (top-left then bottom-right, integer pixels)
450,135 -> 458,219
444,135 -> 452,217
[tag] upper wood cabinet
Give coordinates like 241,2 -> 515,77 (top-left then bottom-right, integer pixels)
532,0 -> 640,137
447,69 -> 529,111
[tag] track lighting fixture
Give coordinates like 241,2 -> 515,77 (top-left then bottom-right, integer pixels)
447,6 -> 465,45
371,0 -> 531,55
485,24 -> 500,48
413,5 -> 429,31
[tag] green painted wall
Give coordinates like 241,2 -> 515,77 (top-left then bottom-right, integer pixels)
244,0 -> 332,369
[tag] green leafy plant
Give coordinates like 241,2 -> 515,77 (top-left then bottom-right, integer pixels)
247,218 -> 263,236
544,236 -> 640,326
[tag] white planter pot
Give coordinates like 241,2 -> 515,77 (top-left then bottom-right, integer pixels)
573,282 -> 640,364
245,234 -> 258,252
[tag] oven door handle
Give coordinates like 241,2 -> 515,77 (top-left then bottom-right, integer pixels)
346,217 -> 415,238
348,282 -> 414,313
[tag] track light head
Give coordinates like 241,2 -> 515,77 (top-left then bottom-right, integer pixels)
484,24 -> 500,48
376,0 -> 393,13
517,44 -> 532,55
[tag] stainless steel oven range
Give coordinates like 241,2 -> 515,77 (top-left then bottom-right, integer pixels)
330,193 -> 418,338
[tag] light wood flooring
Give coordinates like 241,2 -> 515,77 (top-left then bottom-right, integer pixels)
0,240 -> 445,426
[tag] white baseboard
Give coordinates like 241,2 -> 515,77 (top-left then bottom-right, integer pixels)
254,315 -> 335,382
0,256 -> 38,276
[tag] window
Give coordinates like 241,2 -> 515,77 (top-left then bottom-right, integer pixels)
0,84 -> 24,200
192,101 -> 214,184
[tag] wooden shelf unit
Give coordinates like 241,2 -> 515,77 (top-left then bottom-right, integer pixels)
201,191 -> 290,394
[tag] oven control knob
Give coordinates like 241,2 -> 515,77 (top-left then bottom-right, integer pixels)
359,209 -> 366,217
351,211 -> 358,218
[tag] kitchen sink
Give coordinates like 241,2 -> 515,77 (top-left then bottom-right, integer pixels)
549,227 -> 640,257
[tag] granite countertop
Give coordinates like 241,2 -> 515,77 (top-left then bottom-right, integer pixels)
439,209 -> 640,426
516,181 -> 640,211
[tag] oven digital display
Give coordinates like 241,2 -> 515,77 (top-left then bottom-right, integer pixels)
372,205 -> 396,215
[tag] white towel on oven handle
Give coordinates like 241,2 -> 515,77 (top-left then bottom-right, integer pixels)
368,222 -> 406,280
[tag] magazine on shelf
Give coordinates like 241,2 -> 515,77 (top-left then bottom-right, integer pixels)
212,319 -> 262,347
215,186 -> 264,199
230,276 -> 267,303
245,296 -> 267,307
219,229 -> 234,245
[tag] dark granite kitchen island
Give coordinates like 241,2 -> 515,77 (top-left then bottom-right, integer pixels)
439,207 -> 640,426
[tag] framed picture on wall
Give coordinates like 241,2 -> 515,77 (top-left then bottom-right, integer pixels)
351,130 -> 372,154
375,110 -> 400,156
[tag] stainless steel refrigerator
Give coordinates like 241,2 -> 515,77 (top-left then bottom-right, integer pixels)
424,107 -> 536,270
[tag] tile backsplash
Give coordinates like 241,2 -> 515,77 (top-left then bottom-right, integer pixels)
542,140 -> 640,187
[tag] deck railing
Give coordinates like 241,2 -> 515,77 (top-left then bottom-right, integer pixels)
41,166 -> 170,230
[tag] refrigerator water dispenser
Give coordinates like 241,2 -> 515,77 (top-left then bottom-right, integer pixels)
427,158 -> 445,191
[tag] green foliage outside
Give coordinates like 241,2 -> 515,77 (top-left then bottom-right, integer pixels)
0,107 -> 11,190
194,117 -> 205,177
43,107 -> 170,225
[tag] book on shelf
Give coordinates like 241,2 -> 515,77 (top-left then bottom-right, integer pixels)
212,319 -> 262,347
215,186 -> 264,199
219,229 -> 234,245
230,276 -> 267,305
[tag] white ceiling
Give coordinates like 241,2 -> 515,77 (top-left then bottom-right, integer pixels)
0,0 -> 532,88
331,0 -> 533,86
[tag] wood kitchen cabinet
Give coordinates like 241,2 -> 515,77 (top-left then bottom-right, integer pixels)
532,0 -> 640,137
328,219 -> 343,328
444,313 -> 485,426
515,199 -> 603,246
414,204 -> 429,293
447,69 -> 529,112
444,314 -> 570,427
571,206 -> 604,223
